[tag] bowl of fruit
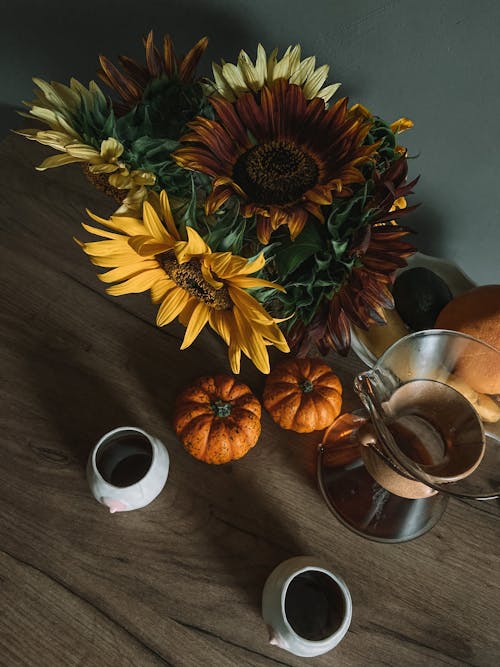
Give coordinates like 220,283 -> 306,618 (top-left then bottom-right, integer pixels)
350,252 -> 477,367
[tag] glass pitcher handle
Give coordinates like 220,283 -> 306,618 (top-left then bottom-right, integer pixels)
319,412 -> 369,468
321,411 -> 405,473
320,412 -> 437,499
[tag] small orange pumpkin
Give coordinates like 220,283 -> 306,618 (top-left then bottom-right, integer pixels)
263,358 -> 342,433
173,374 -> 261,464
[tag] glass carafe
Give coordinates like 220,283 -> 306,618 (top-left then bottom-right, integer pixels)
317,330 -> 500,543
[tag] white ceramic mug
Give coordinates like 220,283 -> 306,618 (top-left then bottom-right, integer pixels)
87,426 -> 170,513
262,556 -> 352,658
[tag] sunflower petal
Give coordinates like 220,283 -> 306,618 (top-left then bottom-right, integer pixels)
160,190 -> 180,239
203,252 -> 236,277
175,226 -> 210,264
90,163 -> 119,175
200,261 -> 223,289
162,35 -> 176,77
288,45 -> 302,72
128,235 -> 170,257
142,201 -> 173,243
145,31 -> 163,77
98,54 -> 141,101
254,44 -> 267,87
100,137 -> 123,160
180,301 -> 210,349
106,269 -> 164,295
234,308 -> 270,374
253,318 -> 290,352
151,277 -> 177,304
80,223 -> 120,240
65,143 -> 101,160
84,249 -> 141,268
317,82 -> 341,102
97,261 -> 161,283
289,56 -> 315,86
179,36 -> 209,81
228,338 -> 242,374
212,62 -> 236,101
390,117 -> 414,134
228,287 -> 275,324
86,210 -> 145,236
209,310 -> 231,345
228,276 -> 286,292
221,62 -> 248,94
233,252 -> 266,276
36,153 -> 83,170
156,288 -> 191,326
237,51 -> 259,92
272,51 -> 291,81
303,64 -> 329,99
266,47 -> 279,81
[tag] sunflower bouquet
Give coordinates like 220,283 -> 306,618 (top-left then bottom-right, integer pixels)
19,33 -> 418,374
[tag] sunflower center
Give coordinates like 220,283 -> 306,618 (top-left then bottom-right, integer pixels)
161,252 -> 232,311
233,140 -> 319,206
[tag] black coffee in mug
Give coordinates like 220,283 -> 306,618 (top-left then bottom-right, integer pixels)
96,433 -> 152,487
284,571 -> 346,641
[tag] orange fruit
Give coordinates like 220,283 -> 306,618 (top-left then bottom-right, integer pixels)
435,285 -> 500,394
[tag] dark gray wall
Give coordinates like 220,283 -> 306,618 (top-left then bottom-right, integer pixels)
2,0 -> 499,284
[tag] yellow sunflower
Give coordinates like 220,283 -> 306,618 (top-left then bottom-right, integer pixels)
174,79 -> 379,243
19,77 -> 101,137
35,137 -> 154,191
18,79 -> 155,210
211,43 -> 340,104
76,191 -> 289,373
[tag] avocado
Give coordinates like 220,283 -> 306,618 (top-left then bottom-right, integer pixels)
393,267 -> 453,331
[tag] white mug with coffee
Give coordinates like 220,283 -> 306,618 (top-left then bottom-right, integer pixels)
87,426 -> 170,513
262,556 -> 352,657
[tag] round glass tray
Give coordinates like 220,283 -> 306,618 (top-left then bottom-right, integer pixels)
350,252 -> 476,368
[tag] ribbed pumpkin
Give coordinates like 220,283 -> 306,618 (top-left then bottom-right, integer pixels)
263,358 -> 343,433
173,374 -> 261,464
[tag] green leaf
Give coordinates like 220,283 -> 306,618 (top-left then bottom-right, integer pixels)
330,237 -> 349,258
205,201 -> 248,254
175,177 -> 198,238
274,223 -> 324,278
315,251 -> 332,270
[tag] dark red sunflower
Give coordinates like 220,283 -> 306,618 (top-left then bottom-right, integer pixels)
173,79 -> 379,243
98,31 -> 208,114
288,157 -> 419,356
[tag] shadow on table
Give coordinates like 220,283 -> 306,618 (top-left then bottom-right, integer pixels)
178,456 -> 311,615
118,329 -> 312,612
25,339 -> 134,473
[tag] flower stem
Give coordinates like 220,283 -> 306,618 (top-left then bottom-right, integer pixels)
211,399 -> 232,417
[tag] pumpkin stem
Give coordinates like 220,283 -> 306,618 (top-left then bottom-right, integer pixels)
300,379 -> 314,393
211,399 -> 232,417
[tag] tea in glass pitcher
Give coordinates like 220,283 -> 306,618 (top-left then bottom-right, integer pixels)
318,330 -> 500,542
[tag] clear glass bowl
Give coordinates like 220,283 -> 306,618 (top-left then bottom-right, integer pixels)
350,252 -> 476,367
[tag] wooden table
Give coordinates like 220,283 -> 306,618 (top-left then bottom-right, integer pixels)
1,135 -> 499,667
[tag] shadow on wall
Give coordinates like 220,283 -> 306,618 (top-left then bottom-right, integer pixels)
2,0 -> 266,104
2,1 -> 267,138
406,203 -> 447,260
0,104 -> 23,141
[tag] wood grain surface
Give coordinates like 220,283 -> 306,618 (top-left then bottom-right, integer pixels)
0,135 -> 499,667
